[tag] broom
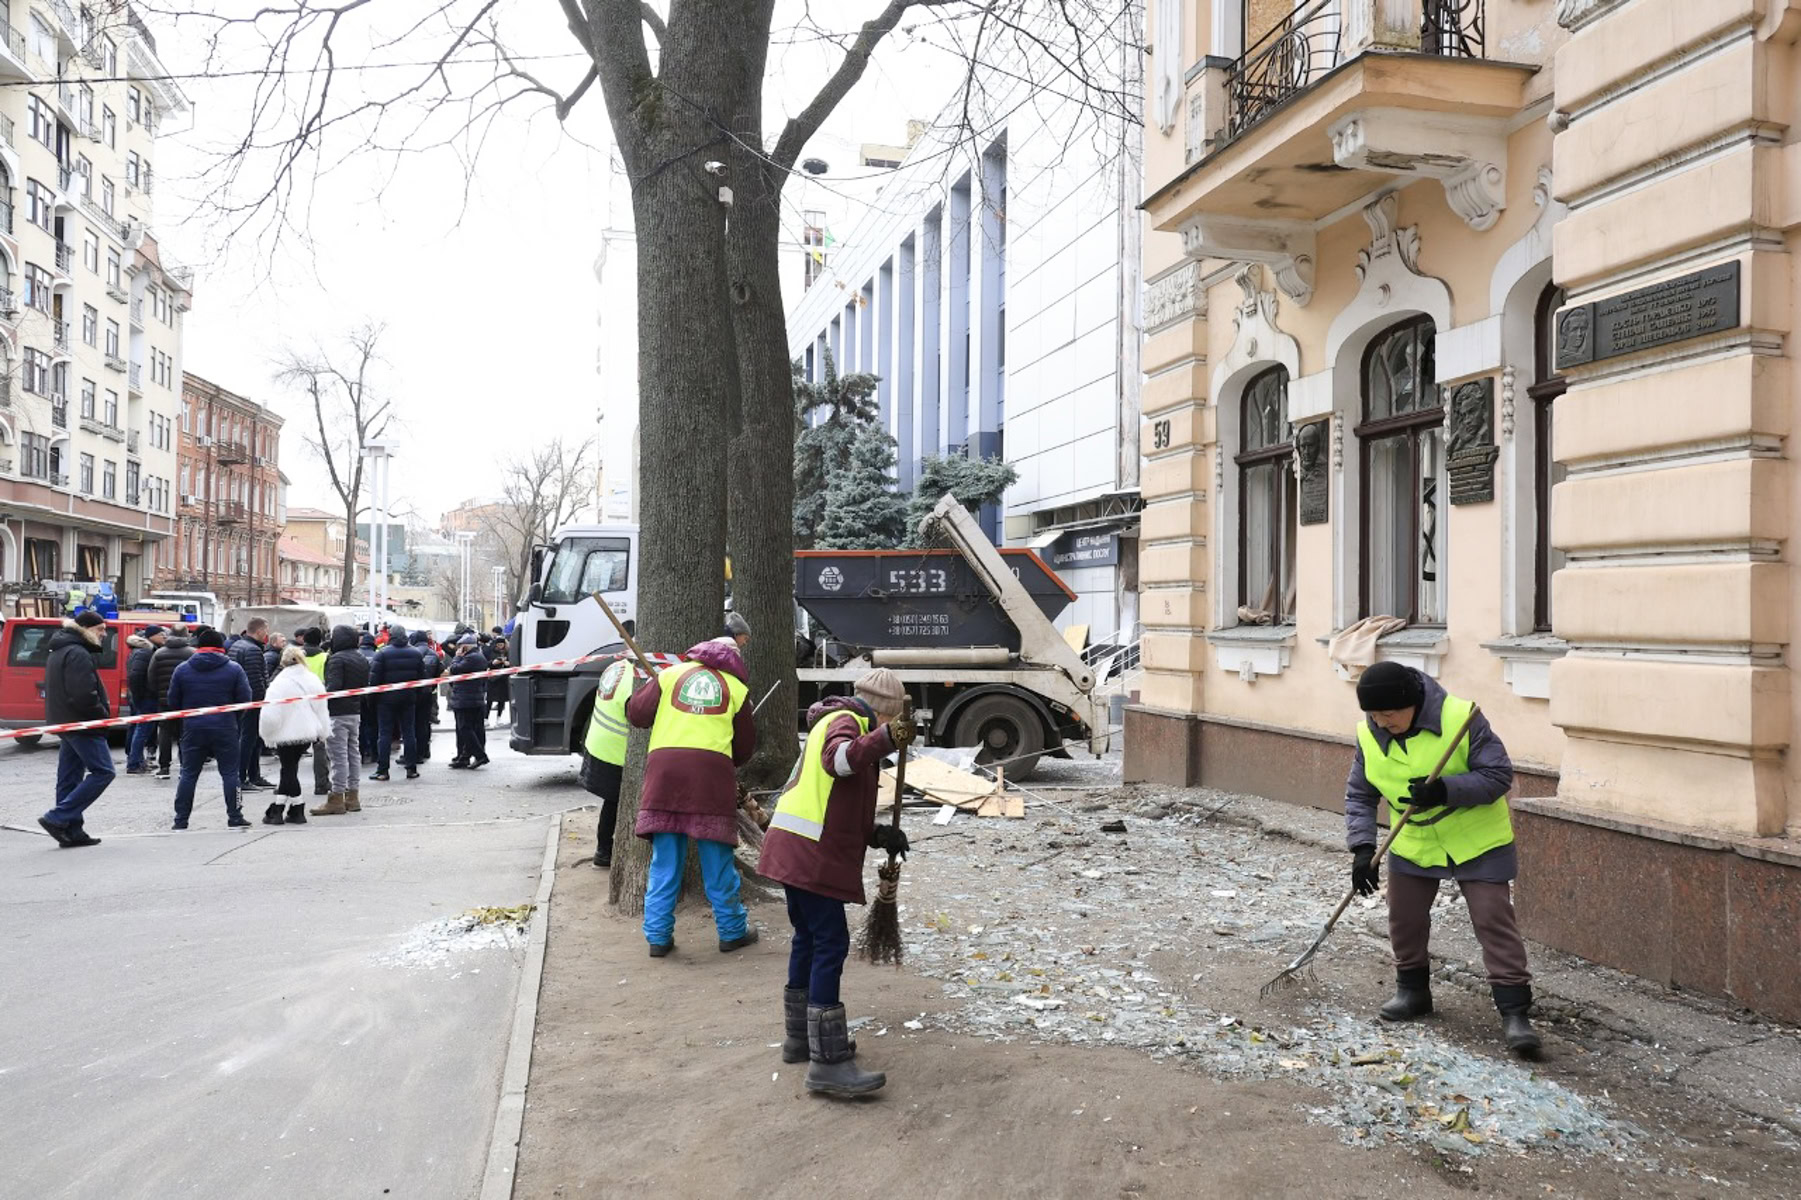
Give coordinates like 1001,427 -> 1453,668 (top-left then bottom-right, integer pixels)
857,697 -> 913,966
1260,703 -> 1481,998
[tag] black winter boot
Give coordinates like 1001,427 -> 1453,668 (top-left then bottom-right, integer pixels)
1379,967 -> 1434,1022
782,988 -> 854,1063
1493,984 -> 1542,1056
805,1004 -> 885,1097
285,804 -> 307,825
261,803 -> 285,826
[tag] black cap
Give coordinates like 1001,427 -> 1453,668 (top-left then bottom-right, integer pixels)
74,610 -> 107,628
142,625 -> 167,638
1355,661 -> 1422,712
196,628 -> 226,649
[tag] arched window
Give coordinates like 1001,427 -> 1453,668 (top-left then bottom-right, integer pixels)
1358,316 -> 1443,622
1530,284 -> 1567,631
1235,366 -> 1295,621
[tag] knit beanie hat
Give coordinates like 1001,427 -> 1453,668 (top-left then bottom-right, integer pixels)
196,628 -> 226,649
1355,661 -> 1421,712
74,610 -> 107,628
854,668 -> 906,713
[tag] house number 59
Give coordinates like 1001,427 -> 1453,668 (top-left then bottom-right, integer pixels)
1151,419 -> 1172,450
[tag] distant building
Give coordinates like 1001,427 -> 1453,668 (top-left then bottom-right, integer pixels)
282,506 -> 366,602
275,534 -> 342,606
172,373 -> 283,606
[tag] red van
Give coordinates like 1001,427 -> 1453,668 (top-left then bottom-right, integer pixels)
0,617 -> 169,747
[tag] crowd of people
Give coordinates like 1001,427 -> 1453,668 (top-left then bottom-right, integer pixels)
36,614 -> 514,843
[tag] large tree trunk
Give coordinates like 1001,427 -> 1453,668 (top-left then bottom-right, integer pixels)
605,93 -> 743,915
724,16 -> 800,791
340,498 -> 358,604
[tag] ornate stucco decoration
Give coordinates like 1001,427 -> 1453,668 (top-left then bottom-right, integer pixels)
1181,216 -> 1315,307
1556,0 -> 1627,31
1329,108 -> 1510,231
1330,412 -> 1344,473
1500,365 -> 1516,441
1354,193 -> 1421,286
1143,262 -> 1205,332
1210,263 -> 1302,416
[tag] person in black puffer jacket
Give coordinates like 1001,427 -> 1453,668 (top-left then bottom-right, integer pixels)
228,618 -> 274,791
368,624 -> 425,780
39,612 -> 115,847
125,625 -> 167,774
148,627 -> 196,778
445,634 -> 490,769
357,631 -> 379,764
312,624 -> 371,816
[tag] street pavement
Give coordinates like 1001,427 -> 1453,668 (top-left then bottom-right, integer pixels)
0,718 -> 583,1200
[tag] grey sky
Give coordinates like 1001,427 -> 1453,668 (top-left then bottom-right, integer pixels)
148,1 -> 956,524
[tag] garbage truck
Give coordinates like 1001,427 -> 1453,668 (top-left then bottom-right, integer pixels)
506,495 -> 1109,779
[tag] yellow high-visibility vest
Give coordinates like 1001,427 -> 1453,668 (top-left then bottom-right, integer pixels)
1355,693 -> 1513,870
583,658 -> 639,766
645,660 -> 745,758
768,708 -> 871,841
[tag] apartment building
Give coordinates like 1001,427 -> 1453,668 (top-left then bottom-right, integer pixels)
282,505 -> 365,604
275,533 -> 343,606
783,60 -> 1143,640
1133,0 -> 1801,1020
0,2 -> 188,601
171,372 -> 284,606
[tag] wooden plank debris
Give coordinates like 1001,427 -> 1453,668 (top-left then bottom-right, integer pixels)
881,756 -> 1022,819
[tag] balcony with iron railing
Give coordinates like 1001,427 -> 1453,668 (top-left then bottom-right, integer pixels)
0,288 -> 15,319
127,429 -> 140,455
52,401 -> 68,428
53,322 -> 70,352
0,373 -> 10,408
0,12 -> 29,82
216,439 -> 250,466
105,351 -> 127,373
216,500 -> 246,525
1160,0 -> 1527,302
55,242 -> 74,276
128,362 -> 142,393
130,297 -> 144,326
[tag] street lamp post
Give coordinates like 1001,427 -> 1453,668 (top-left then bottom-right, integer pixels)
362,440 -> 394,621
491,564 -> 506,630
455,531 -> 476,626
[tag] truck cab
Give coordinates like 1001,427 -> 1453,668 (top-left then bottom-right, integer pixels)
508,524 -> 637,754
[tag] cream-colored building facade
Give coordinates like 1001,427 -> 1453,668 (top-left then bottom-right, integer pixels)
1133,0 -> 1801,1020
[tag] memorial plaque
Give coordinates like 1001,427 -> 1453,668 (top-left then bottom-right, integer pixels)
1296,420 -> 1329,525
1445,379 -> 1498,506
1556,261 -> 1741,369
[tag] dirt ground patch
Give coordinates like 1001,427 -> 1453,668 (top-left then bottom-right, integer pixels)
511,807 -> 1784,1199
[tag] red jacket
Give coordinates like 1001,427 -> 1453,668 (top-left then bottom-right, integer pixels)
626,639 -> 757,845
757,697 -> 896,905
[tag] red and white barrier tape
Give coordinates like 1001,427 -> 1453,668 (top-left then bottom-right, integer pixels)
0,649 -> 684,741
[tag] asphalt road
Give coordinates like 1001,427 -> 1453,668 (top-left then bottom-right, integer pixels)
0,719 -> 583,1200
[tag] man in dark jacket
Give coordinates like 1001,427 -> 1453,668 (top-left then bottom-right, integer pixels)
124,624 -> 166,774
410,629 -> 441,763
39,612 -> 115,847
229,617 -> 274,791
445,634 -> 490,769
357,631 -> 379,763
148,626 -> 195,779
167,628 -> 253,830
312,624 -> 371,817
368,624 -> 425,781
262,632 -> 287,683
758,669 -> 913,1096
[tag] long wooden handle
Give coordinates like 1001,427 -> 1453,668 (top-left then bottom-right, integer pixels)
592,591 -> 661,680
888,698 -> 912,831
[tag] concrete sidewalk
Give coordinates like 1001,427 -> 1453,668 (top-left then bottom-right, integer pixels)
0,817 -> 550,1200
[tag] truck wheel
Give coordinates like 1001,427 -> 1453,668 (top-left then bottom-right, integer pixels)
954,694 -> 1044,780
13,734 -> 42,749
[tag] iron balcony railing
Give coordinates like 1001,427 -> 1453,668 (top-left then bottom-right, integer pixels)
1225,1 -> 1486,142
55,242 -> 73,274
53,321 -> 70,351
52,402 -> 68,428
0,114 -> 12,147
128,362 -> 142,390
127,429 -> 140,454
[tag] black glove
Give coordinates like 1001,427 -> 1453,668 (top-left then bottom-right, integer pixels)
1406,776 -> 1448,808
869,824 -> 910,860
1351,844 -> 1380,896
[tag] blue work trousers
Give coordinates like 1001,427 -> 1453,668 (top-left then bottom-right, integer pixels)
784,885 -> 850,1007
173,724 -> 242,823
46,732 -> 116,830
643,832 -> 747,947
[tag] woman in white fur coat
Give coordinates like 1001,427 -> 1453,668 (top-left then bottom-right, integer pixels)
260,645 -> 329,825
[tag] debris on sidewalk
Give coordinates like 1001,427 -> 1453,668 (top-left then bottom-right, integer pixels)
884,754 -> 1024,818
377,905 -> 533,969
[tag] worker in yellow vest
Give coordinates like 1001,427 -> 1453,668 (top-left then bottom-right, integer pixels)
758,669 -> 914,1097
1345,661 -> 1540,1056
580,655 -> 646,868
625,633 -> 758,957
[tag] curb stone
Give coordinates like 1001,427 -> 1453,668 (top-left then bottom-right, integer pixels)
479,813 -> 560,1200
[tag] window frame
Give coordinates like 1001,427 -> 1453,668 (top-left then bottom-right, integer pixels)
1234,365 -> 1298,622
1528,285 -> 1567,633
1356,316 -> 1444,625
